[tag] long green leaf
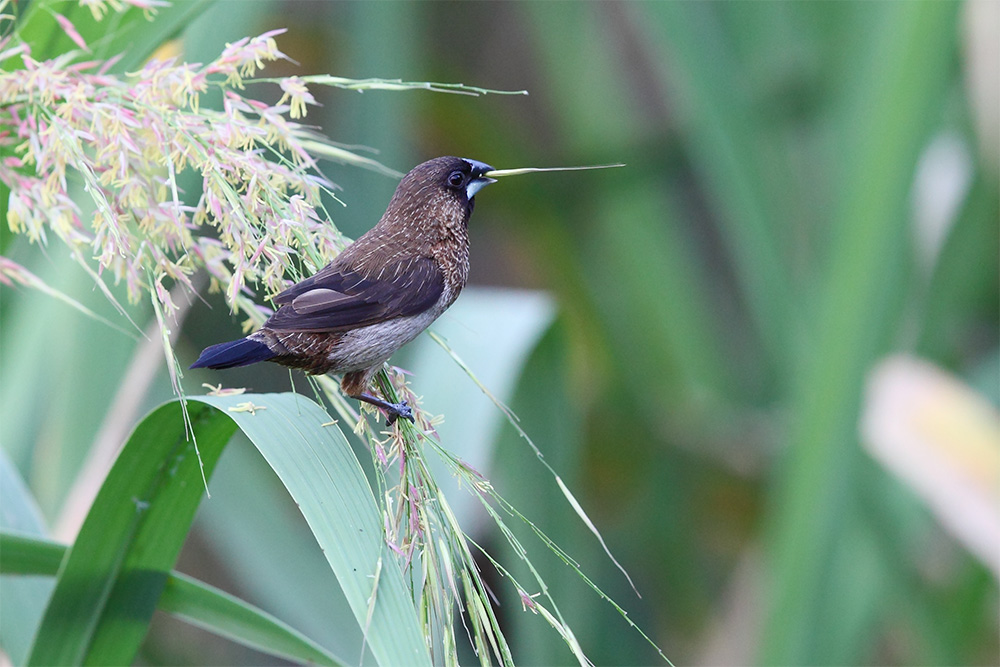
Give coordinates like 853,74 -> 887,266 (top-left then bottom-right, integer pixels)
13,0 -> 215,71
761,3 -> 960,664
0,249 -> 145,519
187,435 -> 368,659
0,450 -> 53,665
0,532 -> 67,575
160,571 -> 346,667
26,400 -> 237,666
25,393 -> 429,666
643,2 -> 794,371
516,3 -> 738,405
197,393 -> 432,667
1,531 -> 344,667
491,322 -> 592,664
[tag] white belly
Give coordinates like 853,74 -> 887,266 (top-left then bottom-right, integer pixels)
328,308 -> 440,372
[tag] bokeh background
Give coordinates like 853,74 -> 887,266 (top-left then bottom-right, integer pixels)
2,1 -> 997,665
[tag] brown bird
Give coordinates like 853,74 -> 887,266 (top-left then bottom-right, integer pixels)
191,156 -> 496,423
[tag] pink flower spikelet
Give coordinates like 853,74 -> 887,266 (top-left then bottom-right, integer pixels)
0,29 -> 335,324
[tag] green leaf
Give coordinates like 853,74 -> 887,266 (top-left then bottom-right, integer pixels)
918,173 -> 1000,365
159,571 -> 346,667
0,450 -> 54,665
760,3 -> 961,664
26,400 -> 237,666
13,0 -> 216,72
586,186 -> 733,400
0,531 -> 67,575
0,249 -> 146,519
25,393 -> 429,666
491,321 -> 592,664
189,436 -> 368,659
642,2 -> 795,371
197,393 -> 431,667
1,531 -> 344,667
402,287 -> 556,509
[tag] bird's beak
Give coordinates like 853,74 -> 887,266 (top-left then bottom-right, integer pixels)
466,176 -> 496,199
462,158 -> 497,199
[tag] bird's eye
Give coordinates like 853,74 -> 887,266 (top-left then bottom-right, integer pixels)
447,170 -> 465,188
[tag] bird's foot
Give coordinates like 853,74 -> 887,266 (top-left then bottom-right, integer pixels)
385,401 -> 414,426
357,392 -> 415,425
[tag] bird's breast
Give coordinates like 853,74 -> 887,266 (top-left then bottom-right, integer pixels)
326,307 -> 442,372
431,223 -> 470,301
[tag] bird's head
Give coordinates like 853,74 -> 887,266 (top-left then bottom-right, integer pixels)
383,156 -> 496,231
416,156 -> 496,202
379,156 -> 622,239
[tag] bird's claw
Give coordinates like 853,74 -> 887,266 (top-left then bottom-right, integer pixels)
355,391 -> 414,425
386,401 -> 415,426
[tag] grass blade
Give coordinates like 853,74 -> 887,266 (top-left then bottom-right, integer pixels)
2,531 -> 345,666
26,400 -> 238,666
0,531 -> 67,575
25,393 -> 428,666
160,571 -> 345,666
643,2 -> 794,364
484,164 -> 625,178
188,437 -> 368,659
12,0 -> 216,72
761,3 -> 961,664
0,450 -> 54,665
198,392 -> 431,667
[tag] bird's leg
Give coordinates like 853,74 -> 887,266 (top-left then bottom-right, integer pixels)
341,370 -> 414,425
356,392 -> 414,425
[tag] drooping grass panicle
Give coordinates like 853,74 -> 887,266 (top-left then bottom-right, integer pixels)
308,363 -> 667,665
3,28 -> 331,330
2,21 -> 527,337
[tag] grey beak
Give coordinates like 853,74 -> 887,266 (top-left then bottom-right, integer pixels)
466,176 -> 496,199
462,158 -> 496,199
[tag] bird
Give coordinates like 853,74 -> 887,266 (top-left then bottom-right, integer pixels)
191,156 -> 497,424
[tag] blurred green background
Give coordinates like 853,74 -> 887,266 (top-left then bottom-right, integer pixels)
2,1 -> 998,665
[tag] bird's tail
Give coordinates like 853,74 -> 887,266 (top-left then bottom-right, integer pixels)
190,337 -> 276,369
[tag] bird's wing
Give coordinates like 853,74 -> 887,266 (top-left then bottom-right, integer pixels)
265,255 -> 443,332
